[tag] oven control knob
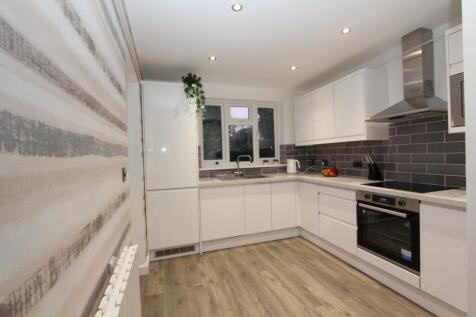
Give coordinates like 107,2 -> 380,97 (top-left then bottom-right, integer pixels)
364,194 -> 371,199
398,200 -> 406,207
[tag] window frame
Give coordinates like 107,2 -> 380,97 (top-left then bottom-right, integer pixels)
199,99 -> 280,169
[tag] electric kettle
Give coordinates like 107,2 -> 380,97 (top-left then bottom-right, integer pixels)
286,159 -> 300,174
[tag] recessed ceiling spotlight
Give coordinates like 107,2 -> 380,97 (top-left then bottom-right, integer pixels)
231,3 -> 243,12
209,55 -> 217,61
341,27 -> 351,35
290,65 -> 297,71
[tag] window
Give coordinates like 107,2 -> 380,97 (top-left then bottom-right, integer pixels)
200,100 -> 279,168
202,105 -> 223,160
229,125 -> 253,161
258,107 -> 275,158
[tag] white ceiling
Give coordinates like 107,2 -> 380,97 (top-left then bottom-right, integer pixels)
125,0 -> 461,90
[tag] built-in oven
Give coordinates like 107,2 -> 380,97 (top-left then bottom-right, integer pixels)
356,191 -> 420,274
450,72 -> 465,128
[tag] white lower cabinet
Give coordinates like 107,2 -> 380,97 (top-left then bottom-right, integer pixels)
146,188 -> 199,250
200,186 -> 245,241
297,182 -> 319,235
420,203 -> 467,312
244,184 -> 272,234
318,192 -> 356,225
319,214 -> 357,255
271,182 -> 297,230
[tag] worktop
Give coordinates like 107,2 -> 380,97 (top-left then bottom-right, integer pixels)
199,173 -> 466,209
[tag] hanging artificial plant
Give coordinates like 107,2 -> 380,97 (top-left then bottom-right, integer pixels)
182,73 -> 206,115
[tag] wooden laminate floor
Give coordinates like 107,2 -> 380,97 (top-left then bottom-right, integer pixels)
140,238 -> 431,317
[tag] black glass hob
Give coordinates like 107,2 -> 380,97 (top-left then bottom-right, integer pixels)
363,181 -> 451,193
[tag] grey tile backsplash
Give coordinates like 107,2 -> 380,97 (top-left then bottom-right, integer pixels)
282,115 -> 466,188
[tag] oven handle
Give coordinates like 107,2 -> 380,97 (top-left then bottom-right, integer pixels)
358,203 -> 408,219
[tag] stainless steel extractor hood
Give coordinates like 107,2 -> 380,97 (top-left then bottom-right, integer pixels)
367,28 -> 447,122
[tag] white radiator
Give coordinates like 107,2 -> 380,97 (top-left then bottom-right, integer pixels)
95,244 -> 142,317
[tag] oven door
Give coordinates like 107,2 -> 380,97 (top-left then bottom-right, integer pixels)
357,202 -> 420,273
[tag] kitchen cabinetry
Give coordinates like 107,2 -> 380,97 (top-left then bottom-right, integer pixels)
333,73 -> 365,137
446,25 -> 465,133
200,186 -> 245,241
420,203 -> 467,312
244,184 -> 272,234
142,82 -> 199,253
311,84 -> 334,140
271,182 -> 297,230
318,185 -> 357,254
294,94 -> 313,144
297,182 -> 319,236
293,68 -> 388,146
146,189 -> 199,250
142,81 -> 198,190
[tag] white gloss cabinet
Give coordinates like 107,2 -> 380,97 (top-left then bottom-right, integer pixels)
293,68 -> 388,146
146,189 -> 199,250
271,182 -> 297,230
420,203 -> 467,312
333,73 -> 365,138
294,94 -> 313,144
142,82 -> 198,190
244,184 -> 272,234
311,84 -> 334,140
200,186 -> 245,241
297,182 -> 319,236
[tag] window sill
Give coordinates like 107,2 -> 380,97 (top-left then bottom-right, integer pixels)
200,164 -> 285,171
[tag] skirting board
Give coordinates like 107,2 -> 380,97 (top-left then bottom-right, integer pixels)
138,253 -> 150,276
201,228 -> 300,253
300,229 -> 466,317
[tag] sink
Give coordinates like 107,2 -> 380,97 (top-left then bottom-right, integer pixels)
217,174 -> 269,181
240,174 -> 269,179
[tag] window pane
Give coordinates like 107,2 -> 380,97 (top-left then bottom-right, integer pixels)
229,125 -> 253,162
202,105 -> 223,160
230,106 -> 249,120
258,108 -> 275,158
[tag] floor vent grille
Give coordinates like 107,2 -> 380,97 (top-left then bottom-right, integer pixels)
155,245 -> 195,258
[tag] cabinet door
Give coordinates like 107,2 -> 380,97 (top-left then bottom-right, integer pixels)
142,82 -> 198,190
311,85 -> 334,140
448,29 -> 463,65
333,73 -> 365,138
319,214 -> 357,255
146,188 -> 199,250
271,182 -> 296,230
420,204 -> 467,312
200,186 -> 245,241
294,94 -> 313,143
297,182 -> 319,235
244,184 -> 272,234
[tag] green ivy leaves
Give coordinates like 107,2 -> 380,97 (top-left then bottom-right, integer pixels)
182,73 -> 206,116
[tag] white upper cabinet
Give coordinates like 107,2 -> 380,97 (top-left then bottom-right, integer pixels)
293,68 -> 388,146
333,73 -> 365,138
294,94 -> 313,144
311,84 -> 334,140
446,25 -> 465,133
142,82 -> 198,190
447,26 -> 463,69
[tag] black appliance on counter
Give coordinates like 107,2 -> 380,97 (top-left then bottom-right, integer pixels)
356,190 -> 420,273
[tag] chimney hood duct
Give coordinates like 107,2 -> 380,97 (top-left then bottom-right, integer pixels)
367,28 -> 447,122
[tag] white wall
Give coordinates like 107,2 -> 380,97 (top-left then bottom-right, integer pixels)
462,1 -> 476,316
203,82 -> 301,145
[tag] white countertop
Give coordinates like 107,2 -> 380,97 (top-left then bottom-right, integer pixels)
199,173 -> 466,209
